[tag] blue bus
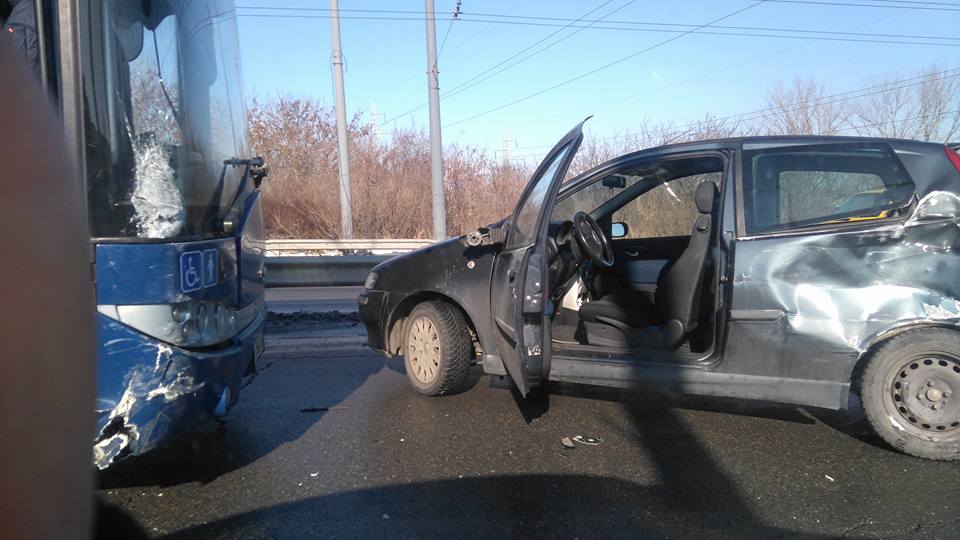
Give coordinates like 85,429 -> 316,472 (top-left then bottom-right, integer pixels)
29,0 -> 266,467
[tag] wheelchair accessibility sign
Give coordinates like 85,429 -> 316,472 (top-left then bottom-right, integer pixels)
180,249 -> 220,293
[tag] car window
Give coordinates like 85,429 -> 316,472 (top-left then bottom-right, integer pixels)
509,142 -> 574,247
742,144 -> 915,235
612,173 -> 722,239
552,175 -> 641,222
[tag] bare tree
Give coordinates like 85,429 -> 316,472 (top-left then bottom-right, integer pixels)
763,78 -> 845,136
247,98 -> 531,239
844,66 -> 960,142
845,74 -> 918,139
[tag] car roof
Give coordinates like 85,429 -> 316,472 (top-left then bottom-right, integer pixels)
627,134 -> 945,154
564,135 -> 947,186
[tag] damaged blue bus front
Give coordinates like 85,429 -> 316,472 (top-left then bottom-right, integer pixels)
92,196 -> 267,467
41,0 -> 268,467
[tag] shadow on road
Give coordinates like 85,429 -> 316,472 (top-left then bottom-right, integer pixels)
511,385 -> 550,424
160,472 -> 822,540
150,377 -> 838,538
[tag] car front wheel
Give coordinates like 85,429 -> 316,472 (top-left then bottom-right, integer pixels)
403,301 -> 473,396
861,328 -> 960,460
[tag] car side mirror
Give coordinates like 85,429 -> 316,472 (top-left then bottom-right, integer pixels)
465,226 -> 507,247
611,222 -> 627,238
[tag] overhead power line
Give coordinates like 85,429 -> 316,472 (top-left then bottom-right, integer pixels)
442,1 -> 640,103
511,68 -> 960,152
499,5 -> 916,134
236,3 -> 959,129
841,108 -> 960,134
238,1 -> 960,15
235,8 -> 960,127
501,106 -> 960,162
437,0 -> 463,59
443,1 -> 772,128
382,0 -> 637,126
751,0 -> 960,11
235,11 -> 960,43
604,68 -> 960,142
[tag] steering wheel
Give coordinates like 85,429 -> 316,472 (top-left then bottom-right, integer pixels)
571,211 -> 615,269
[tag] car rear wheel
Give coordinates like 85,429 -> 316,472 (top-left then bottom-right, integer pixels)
861,328 -> 960,460
403,301 -> 473,396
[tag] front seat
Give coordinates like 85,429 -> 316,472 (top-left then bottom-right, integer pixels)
578,181 -> 718,349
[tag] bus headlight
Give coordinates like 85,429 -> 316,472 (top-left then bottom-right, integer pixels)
98,300 -> 257,348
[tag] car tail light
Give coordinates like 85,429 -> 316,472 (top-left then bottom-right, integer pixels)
946,145 -> 960,174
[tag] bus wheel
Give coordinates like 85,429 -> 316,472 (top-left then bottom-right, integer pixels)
861,328 -> 960,460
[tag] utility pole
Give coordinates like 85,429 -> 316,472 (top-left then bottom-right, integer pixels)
502,130 -> 514,161
425,0 -> 446,240
330,0 -> 353,238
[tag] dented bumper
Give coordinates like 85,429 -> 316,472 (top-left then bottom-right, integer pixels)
358,289 -> 391,354
93,306 -> 265,469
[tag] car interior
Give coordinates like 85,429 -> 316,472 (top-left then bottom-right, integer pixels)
542,154 -> 726,361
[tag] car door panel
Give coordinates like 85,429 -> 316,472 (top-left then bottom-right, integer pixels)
721,141 -> 924,393
490,122 -> 585,396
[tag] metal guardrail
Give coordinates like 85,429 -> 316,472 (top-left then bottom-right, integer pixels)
266,238 -> 432,255
265,256 -> 390,287
264,239 -> 434,287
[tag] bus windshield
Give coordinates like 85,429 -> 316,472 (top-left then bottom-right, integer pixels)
81,0 -> 248,240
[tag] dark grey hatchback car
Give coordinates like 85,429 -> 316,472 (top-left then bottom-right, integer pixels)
359,122 -> 960,460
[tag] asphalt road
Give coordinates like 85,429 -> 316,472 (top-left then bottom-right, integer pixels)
98,288 -> 960,539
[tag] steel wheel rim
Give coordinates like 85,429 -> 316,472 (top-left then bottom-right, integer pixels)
408,316 -> 441,384
885,353 -> 960,434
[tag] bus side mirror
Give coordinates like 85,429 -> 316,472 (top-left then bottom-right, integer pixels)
252,166 -> 269,189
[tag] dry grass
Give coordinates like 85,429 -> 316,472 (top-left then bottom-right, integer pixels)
248,98 -> 531,239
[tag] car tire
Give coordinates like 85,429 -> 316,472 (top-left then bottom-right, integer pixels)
403,301 -> 473,396
860,328 -> 960,460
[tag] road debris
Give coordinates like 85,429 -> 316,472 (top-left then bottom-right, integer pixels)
561,437 -> 575,449
300,406 -> 349,413
825,474 -> 835,482
573,435 -> 603,446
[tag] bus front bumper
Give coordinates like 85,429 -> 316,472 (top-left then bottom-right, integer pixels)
93,306 -> 266,469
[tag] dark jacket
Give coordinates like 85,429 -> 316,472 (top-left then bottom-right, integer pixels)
5,0 -> 39,79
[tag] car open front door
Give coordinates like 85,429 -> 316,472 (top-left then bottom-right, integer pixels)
490,121 -> 586,396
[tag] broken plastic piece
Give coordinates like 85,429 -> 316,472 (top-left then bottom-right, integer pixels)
561,437 -> 575,449
573,435 -> 603,445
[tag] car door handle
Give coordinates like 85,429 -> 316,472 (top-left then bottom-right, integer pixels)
625,249 -> 639,257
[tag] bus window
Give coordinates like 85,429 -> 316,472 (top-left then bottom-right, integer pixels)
81,0 -> 248,240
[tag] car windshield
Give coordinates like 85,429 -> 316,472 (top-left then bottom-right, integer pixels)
80,0 -> 248,240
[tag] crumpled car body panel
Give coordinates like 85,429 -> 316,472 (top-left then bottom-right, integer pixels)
726,191 -> 960,393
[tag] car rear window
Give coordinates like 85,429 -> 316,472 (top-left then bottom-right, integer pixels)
742,143 -> 915,235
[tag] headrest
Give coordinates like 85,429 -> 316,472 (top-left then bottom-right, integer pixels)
695,181 -> 718,214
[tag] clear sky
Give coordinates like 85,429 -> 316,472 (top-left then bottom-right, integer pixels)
235,0 -> 960,160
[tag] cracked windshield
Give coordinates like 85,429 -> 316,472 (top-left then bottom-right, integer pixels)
1,0 -> 959,538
